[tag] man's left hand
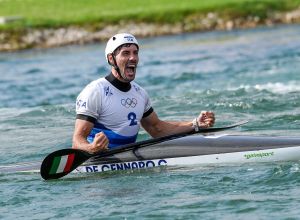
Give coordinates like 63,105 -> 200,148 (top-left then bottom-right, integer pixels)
197,111 -> 215,128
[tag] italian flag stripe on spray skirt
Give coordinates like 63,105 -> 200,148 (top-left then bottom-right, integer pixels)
49,154 -> 75,174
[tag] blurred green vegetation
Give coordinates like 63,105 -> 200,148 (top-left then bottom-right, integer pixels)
0,0 -> 300,30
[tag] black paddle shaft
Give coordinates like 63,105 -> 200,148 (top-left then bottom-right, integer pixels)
94,120 -> 249,158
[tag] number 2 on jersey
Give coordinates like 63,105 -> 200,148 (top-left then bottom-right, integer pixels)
128,112 -> 137,126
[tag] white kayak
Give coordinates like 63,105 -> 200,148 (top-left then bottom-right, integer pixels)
1,134 -> 300,174
74,134 -> 300,173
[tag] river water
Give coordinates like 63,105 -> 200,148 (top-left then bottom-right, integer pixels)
0,24 -> 300,219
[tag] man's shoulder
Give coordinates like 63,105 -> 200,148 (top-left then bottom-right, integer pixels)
130,81 -> 150,99
131,81 -> 146,92
85,77 -> 108,89
78,77 -> 108,97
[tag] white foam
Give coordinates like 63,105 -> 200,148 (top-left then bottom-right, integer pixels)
238,81 -> 300,94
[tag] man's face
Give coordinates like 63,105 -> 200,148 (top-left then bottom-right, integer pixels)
114,44 -> 139,82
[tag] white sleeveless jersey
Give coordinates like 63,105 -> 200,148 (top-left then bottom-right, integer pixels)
76,76 -> 152,148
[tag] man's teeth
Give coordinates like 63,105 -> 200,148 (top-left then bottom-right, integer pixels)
127,65 -> 135,69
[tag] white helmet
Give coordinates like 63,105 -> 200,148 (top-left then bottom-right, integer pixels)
105,33 -> 139,63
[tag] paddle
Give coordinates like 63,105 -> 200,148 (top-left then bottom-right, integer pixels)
40,120 -> 248,180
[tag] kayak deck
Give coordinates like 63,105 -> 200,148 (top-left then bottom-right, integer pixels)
1,135 -> 300,174
85,134 -> 300,165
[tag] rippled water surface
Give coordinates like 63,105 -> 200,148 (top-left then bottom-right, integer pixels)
0,25 -> 300,219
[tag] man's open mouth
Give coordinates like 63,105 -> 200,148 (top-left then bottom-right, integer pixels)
126,64 -> 136,73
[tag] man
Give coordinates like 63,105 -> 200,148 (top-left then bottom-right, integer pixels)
73,33 -> 215,154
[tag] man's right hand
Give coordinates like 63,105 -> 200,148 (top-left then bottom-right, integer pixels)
89,132 -> 109,153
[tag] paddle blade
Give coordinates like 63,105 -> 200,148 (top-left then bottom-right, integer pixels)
40,148 -> 92,180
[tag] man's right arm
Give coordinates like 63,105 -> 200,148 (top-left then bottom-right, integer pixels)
72,119 -> 109,154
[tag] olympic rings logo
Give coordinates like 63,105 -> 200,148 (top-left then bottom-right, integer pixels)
121,98 -> 137,108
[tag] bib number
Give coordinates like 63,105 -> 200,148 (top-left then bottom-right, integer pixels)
128,112 -> 137,126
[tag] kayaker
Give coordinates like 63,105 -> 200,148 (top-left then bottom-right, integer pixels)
72,33 -> 215,154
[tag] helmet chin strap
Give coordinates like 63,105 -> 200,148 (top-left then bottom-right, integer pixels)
111,54 -> 129,82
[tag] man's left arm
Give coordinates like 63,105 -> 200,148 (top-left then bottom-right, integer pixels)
140,111 -> 215,138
